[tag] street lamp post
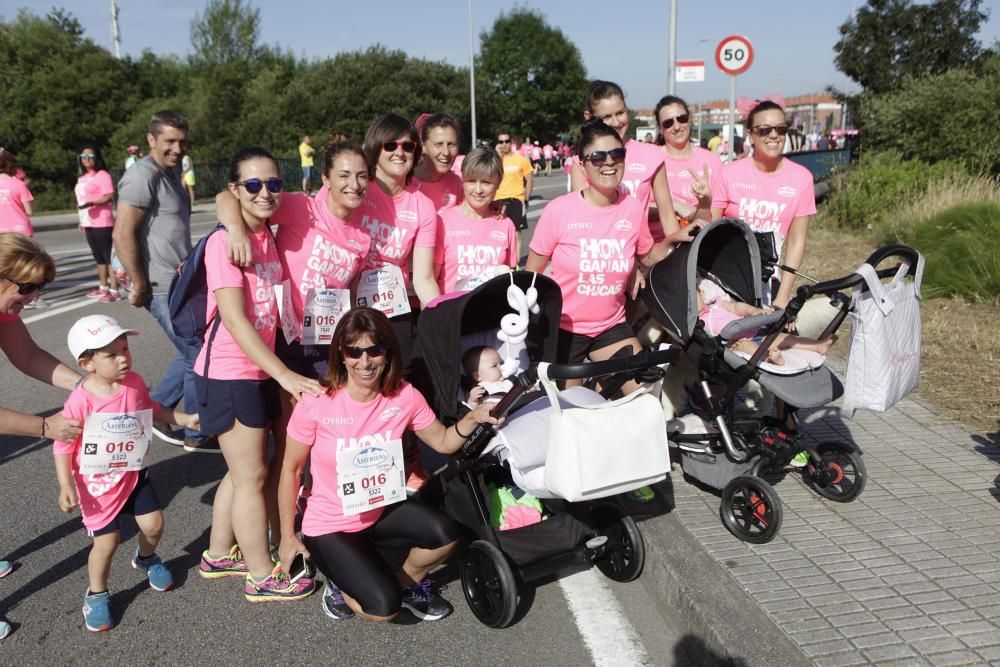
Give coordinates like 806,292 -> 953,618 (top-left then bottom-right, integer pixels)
667,0 -> 678,94
468,0 -> 478,149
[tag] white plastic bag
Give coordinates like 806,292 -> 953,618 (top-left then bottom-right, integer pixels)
841,255 -> 924,417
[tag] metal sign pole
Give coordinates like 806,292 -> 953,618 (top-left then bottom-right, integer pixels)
728,76 -> 737,161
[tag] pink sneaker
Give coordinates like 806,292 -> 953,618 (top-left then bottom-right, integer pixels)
86,287 -> 108,298
244,564 -> 315,603
99,291 -> 120,303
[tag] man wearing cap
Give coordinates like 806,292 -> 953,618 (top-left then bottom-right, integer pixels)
113,111 -> 214,452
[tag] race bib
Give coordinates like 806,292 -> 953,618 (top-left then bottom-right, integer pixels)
79,409 -> 153,476
275,280 -> 301,345
301,288 -> 351,346
336,438 -> 406,516
356,266 -> 410,317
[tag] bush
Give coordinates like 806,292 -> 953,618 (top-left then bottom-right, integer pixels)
878,172 -> 1000,244
909,201 -> 1000,302
821,151 -> 967,231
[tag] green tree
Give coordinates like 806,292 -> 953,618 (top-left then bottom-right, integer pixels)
190,0 -> 261,70
476,8 -> 587,141
834,0 -> 989,94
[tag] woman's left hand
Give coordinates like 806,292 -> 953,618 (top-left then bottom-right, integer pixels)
690,165 -> 712,207
467,403 -> 503,427
277,370 -> 324,398
278,537 -> 310,577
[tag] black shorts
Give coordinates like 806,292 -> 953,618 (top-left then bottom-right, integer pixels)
84,227 -> 114,265
88,470 -> 161,537
303,499 -> 459,617
276,335 -> 330,380
556,321 -> 637,365
496,198 -> 528,230
390,311 -> 418,379
194,375 -> 281,435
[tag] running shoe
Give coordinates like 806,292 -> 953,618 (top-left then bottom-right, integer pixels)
86,287 -> 108,299
131,551 -> 174,591
82,590 -> 114,632
401,579 -> 453,621
152,423 -> 185,446
199,545 -> 248,579
98,291 -> 120,303
0,619 -> 9,640
0,560 -> 12,578
321,580 -> 354,621
627,486 -> 656,504
790,451 -> 810,468
184,435 -> 222,454
243,564 -> 315,603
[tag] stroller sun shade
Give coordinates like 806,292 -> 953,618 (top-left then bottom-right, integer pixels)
411,272 -> 562,422
643,218 -> 763,343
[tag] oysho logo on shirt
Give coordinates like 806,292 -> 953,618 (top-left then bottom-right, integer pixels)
447,229 -> 472,237
733,183 -> 757,191
777,186 -> 797,198
567,222 -> 593,230
398,210 -> 418,223
490,230 -> 507,242
627,162 -> 648,174
322,416 -> 355,425
614,219 -> 633,232
378,406 -> 402,421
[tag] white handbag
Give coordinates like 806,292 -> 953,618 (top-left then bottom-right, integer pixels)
538,363 -> 670,502
841,254 -> 924,418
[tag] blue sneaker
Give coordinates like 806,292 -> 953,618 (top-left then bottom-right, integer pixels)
0,560 -> 12,578
131,551 -> 174,591
82,590 -> 114,632
401,579 -> 453,621
0,619 -> 10,640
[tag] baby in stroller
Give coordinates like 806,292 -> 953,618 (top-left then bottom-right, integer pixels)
698,276 -> 836,368
462,345 -> 513,407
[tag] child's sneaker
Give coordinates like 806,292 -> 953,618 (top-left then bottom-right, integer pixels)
82,590 -> 114,632
627,486 -> 657,504
98,291 -> 120,303
0,559 -> 12,578
321,580 -> 354,621
131,551 -> 173,591
790,451 -> 810,468
401,578 -> 453,621
0,619 -> 10,640
243,564 -> 315,603
199,545 -> 248,579
85,287 -> 107,299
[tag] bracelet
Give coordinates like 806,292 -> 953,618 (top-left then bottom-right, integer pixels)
454,421 -> 473,439
41,417 -> 48,438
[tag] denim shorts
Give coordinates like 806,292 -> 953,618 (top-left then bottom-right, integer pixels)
194,375 -> 281,435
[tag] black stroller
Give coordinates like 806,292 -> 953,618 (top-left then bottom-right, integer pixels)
411,272 -> 677,627
642,218 -> 920,543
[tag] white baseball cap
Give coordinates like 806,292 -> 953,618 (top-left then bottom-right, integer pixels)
67,314 -> 139,361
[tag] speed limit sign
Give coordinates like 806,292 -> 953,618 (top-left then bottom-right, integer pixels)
715,35 -> 754,76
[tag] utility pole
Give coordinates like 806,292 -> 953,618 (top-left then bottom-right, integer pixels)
468,0 -> 478,149
667,0 -> 678,94
110,0 -> 122,59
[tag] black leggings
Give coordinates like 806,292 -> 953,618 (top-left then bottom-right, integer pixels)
302,499 -> 458,617
84,227 -> 114,265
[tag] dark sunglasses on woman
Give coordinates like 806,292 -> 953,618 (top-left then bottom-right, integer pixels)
343,344 -> 387,359
751,124 -> 790,138
237,178 -> 283,195
660,114 -> 690,130
582,147 -> 627,166
0,273 -> 45,296
382,141 -> 417,153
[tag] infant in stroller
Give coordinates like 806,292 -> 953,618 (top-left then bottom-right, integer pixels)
462,345 -> 513,407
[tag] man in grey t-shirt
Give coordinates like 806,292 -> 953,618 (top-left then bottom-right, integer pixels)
114,110 -> 214,451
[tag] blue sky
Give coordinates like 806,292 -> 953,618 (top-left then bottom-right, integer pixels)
10,0 -> 1000,107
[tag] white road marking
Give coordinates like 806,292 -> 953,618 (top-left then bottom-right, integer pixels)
558,569 -> 652,666
22,296 -> 100,323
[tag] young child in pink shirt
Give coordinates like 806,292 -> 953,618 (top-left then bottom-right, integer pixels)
53,314 -> 199,632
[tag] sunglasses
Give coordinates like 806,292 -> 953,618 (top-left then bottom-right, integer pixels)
1,272 -> 45,296
497,139 -> 512,144
382,141 -> 416,153
79,153 -> 97,159
582,147 -> 627,166
751,124 -> 790,138
237,178 -> 283,194
343,343 -> 387,359
659,114 -> 690,130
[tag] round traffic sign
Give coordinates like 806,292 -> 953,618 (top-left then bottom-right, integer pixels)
715,35 -> 754,76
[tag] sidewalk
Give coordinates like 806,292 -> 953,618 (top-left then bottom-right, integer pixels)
31,202 -> 216,233
644,353 -> 1000,665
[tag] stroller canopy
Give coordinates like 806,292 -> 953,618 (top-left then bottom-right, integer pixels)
643,218 -> 762,343
411,272 -> 562,421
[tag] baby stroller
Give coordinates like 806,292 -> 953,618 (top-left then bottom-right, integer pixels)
642,218 -> 920,543
412,272 -> 677,627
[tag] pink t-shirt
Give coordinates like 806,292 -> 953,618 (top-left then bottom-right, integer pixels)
287,382 -> 436,535
52,372 -> 160,531
531,192 -> 653,336
543,144 -> 554,159
659,147 -> 724,242
434,206 -> 517,293
194,227 -> 282,380
715,158 -> 816,255
413,172 -> 464,214
358,183 -> 437,285
0,174 -> 34,235
270,192 -> 369,329
74,170 -> 116,228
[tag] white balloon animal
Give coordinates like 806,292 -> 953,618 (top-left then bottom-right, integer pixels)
496,274 -> 540,378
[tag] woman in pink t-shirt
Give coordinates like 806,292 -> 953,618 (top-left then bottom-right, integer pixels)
570,80 -> 692,246
712,100 -> 817,309
277,308 -> 499,622
0,151 -> 34,236
412,113 -> 464,214
434,146 -> 518,294
526,120 -> 669,383
194,147 -> 322,603
74,146 -> 120,302
655,96 -> 723,237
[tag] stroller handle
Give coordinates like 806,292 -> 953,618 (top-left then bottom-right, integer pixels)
791,244 -> 920,304
539,347 -> 679,381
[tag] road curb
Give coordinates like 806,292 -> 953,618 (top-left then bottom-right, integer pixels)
639,495 -> 811,666
34,222 -> 81,234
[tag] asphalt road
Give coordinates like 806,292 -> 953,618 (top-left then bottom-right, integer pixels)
0,176 -> 684,665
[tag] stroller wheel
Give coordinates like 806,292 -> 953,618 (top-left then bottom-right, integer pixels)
460,540 -> 518,628
592,503 -> 645,582
804,443 -> 867,503
720,475 -> 782,544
